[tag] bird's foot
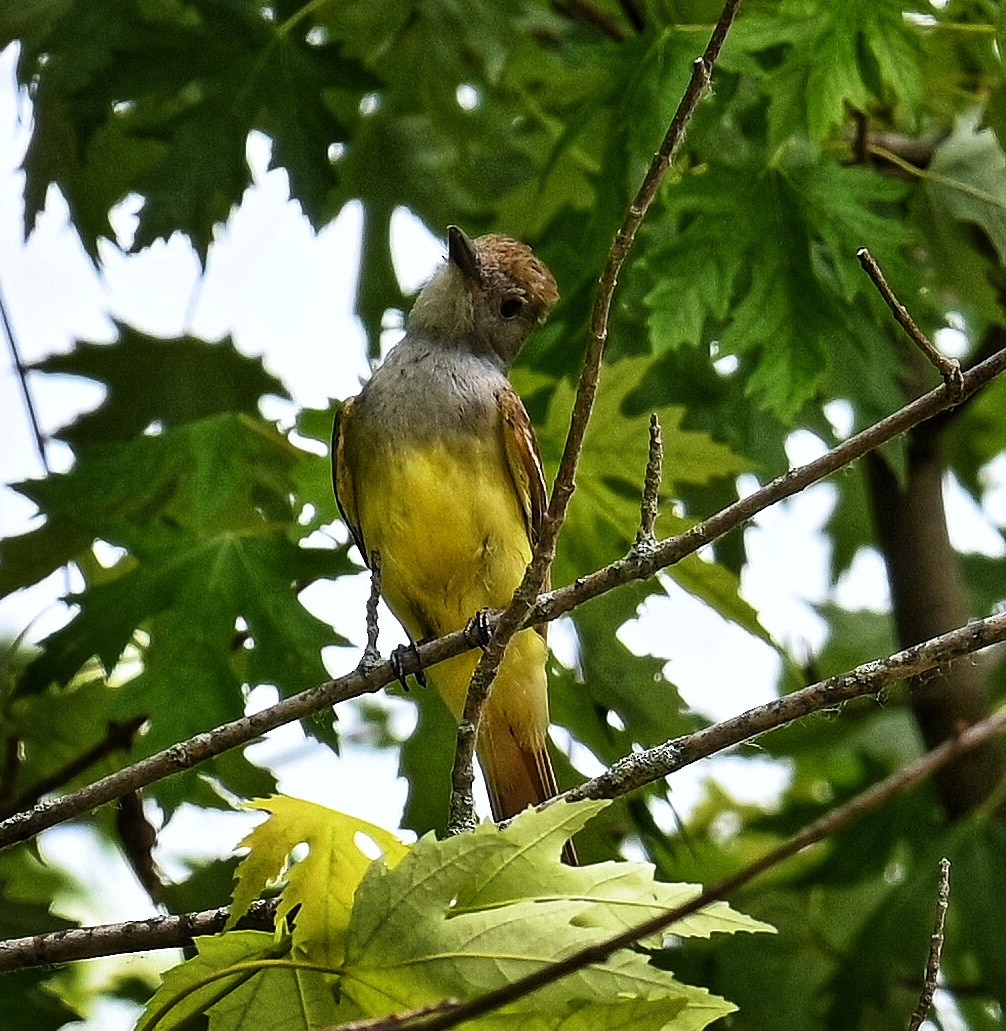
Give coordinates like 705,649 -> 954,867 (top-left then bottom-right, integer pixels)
390,642 -> 427,691
465,609 -> 494,649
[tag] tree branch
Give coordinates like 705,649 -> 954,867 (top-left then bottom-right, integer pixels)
0,900 -> 278,972
0,274 -> 49,476
560,608 -> 1006,805
360,551 -> 383,671
2,344 -> 1005,853
635,413 -> 663,546
0,716 -> 146,820
529,343 -> 1006,629
447,0 -> 744,836
2,337 -> 1004,846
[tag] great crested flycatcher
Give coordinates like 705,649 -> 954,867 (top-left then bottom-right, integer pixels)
332,225 -> 564,828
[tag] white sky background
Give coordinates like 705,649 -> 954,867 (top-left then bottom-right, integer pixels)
2,41 -> 1006,1029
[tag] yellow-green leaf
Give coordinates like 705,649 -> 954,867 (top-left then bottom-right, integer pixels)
228,796 -> 408,966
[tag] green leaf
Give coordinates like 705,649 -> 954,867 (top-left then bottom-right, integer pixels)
0,847 -> 82,1030
520,357 -> 749,581
399,685 -> 461,839
292,403 -> 343,537
959,553 -> 1006,616
927,108 -> 1006,267
17,418 -> 346,691
0,519 -> 93,598
952,818 -> 1006,1013
5,666 -> 136,797
8,414 -> 349,807
341,800 -> 771,1024
136,930 -> 297,1031
34,325 -> 289,447
824,816 -> 1006,1029
9,0 -> 368,258
647,153 -> 913,421
946,372 -> 1006,501
145,799 -> 770,1029
731,0 -> 923,147
522,357 -> 770,650
0,971 -> 82,1031
561,583 -> 700,757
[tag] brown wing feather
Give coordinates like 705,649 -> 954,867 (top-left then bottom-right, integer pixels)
331,397 -> 369,563
497,384 -> 550,625
495,385 -> 577,863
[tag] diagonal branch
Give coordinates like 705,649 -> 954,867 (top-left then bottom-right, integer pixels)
560,608 -> 1006,805
0,716 -> 146,820
0,275 -> 49,476
447,0 -> 744,835
2,344 -> 1005,853
530,343 -> 1006,629
327,707 -> 1006,1031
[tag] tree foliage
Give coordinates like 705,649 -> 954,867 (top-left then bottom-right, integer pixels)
2,0 -> 1006,1029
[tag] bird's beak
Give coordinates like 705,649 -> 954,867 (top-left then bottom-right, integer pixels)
447,225 -> 480,283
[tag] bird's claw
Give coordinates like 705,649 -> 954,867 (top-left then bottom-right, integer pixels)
466,609 -> 493,649
390,642 -> 426,691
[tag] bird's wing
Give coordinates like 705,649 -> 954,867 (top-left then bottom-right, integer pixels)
331,396 -> 369,564
496,383 -> 550,598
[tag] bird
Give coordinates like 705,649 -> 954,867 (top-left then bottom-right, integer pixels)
332,225 -> 573,850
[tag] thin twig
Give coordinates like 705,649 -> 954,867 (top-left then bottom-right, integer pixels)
3,344 -> 1006,853
447,0 -> 744,836
323,710 -> 1006,1031
0,275 -> 49,475
857,247 -> 964,401
907,857 -> 951,1031
636,413 -> 663,546
552,0 -> 627,40
359,550 -> 383,670
0,716 -> 146,820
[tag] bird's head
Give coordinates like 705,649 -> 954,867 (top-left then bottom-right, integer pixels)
409,226 -> 559,370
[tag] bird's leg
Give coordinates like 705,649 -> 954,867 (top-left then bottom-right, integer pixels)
390,640 -> 427,691
465,609 -> 494,649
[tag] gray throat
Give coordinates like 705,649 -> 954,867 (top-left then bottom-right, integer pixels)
356,332 -> 508,443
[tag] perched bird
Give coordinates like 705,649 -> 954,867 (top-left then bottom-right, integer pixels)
332,226 -> 569,837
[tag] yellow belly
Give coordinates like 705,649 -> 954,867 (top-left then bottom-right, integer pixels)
356,437 -> 531,640
351,431 -> 554,819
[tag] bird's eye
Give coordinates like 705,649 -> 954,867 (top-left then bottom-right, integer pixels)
500,298 -> 523,320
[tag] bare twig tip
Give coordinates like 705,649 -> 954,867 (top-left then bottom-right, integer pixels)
858,246 -> 963,401
636,413 -> 664,547
907,857 -> 951,1031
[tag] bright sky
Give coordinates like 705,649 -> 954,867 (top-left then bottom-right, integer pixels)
2,41 -> 1005,1030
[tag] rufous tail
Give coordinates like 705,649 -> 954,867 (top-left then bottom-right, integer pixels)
478,718 -> 578,865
